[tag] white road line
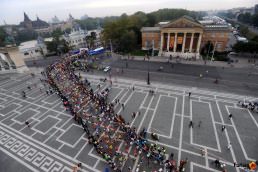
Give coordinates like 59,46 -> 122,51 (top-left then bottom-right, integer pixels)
147,95 -> 161,133
208,102 -> 221,152
0,125 -> 100,172
226,106 -> 256,162
169,96 -> 177,138
216,101 -> 240,172
177,92 -> 185,165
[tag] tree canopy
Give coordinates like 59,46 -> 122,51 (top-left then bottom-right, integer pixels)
45,28 -> 71,55
233,41 -> 258,54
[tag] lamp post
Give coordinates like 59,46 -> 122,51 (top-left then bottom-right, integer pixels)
147,42 -> 152,85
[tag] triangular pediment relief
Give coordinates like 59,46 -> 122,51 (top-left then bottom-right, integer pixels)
162,17 -> 203,29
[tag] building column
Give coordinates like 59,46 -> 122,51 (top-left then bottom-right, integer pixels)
189,32 -> 194,53
182,32 -> 186,53
196,33 -> 203,53
167,33 -> 170,51
160,33 -> 164,52
173,32 -> 177,52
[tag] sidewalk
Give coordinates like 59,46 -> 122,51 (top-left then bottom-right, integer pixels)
121,55 -> 256,69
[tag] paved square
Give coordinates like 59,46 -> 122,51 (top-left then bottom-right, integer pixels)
0,73 -> 257,172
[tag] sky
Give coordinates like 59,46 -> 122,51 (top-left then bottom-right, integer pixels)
0,0 -> 257,24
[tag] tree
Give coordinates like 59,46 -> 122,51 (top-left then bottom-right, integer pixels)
238,13 -> 252,24
0,27 -> 7,47
252,13 -> 258,27
102,8 -> 206,53
46,28 -> 71,54
201,41 -> 214,57
90,32 -> 97,40
233,41 -> 258,54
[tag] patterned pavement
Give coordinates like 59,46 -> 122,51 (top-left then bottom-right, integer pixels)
0,72 -> 257,172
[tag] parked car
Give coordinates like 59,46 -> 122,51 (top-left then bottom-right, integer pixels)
103,66 -> 111,72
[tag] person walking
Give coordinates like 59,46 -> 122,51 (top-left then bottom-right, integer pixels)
227,142 -> 232,150
221,125 -> 226,132
188,92 -> 191,97
228,113 -> 233,120
25,121 -> 30,128
189,121 -> 193,128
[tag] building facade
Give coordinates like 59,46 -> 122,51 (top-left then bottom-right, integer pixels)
141,16 -> 231,59
63,25 -> 88,49
20,12 -> 49,30
18,37 -> 51,59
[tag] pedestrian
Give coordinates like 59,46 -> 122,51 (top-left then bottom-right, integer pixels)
170,152 -> 174,160
227,142 -> 232,150
25,121 -> 30,128
132,112 -> 136,119
138,111 -> 141,116
132,86 -> 135,91
22,91 -> 26,98
228,113 -> 233,120
121,103 -> 125,110
189,121 -> 193,128
221,125 -> 226,132
201,149 -> 205,156
198,121 -> 202,128
188,92 -> 191,97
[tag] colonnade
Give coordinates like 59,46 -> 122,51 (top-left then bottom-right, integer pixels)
159,32 -> 202,54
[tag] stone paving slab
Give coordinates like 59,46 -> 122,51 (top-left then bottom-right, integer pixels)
0,73 -> 257,172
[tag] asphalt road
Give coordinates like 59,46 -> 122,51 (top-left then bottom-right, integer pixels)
25,56 -> 258,96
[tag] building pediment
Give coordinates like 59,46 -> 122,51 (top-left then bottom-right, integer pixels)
162,16 -> 203,29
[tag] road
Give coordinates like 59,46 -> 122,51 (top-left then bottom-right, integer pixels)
25,56 -> 258,96
108,59 -> 258,96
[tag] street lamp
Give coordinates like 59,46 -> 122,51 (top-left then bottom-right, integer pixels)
147,42 -> 152,85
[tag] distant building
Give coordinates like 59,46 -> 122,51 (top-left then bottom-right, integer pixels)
51,16 -> 61,24
255,4 -> 258,14
63,24 -> 88,49
18,37 -> 51,59
19,12 -> 49,30
141,15 -> 231,59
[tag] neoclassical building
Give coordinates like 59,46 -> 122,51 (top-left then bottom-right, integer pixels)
141,16 -> 231,59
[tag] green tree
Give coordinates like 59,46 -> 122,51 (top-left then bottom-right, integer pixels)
102,8 -> 206,53
46,28 -> 71,54
233,41 -> 258,54
252,13 -> 258,27
0,27 -> 7,47
201,41 -> 214,57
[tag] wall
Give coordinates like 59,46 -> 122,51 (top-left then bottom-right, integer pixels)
202,31 -> 230,52
142,32 -> 161,50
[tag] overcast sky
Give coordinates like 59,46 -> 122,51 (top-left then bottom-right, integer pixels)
0,0 -> 257,24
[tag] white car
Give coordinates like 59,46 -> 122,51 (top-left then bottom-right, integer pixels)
103,66 -> 111,72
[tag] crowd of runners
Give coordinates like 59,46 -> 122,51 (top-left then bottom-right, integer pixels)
19,53 -> 258,172
42,55 -> 186,172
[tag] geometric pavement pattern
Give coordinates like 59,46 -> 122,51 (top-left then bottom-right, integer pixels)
0,72 -> 257,172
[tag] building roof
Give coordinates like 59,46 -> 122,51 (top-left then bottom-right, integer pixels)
204,25 -> 231,31
20,13 -> 49,29
181,15 -> 201,24
141,27 -> 160,32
